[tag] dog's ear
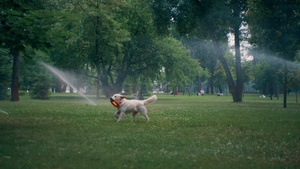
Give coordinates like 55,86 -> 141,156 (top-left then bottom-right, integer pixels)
120,96 -> 126,100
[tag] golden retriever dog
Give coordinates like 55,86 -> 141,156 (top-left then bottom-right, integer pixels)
110,94 -> 157,122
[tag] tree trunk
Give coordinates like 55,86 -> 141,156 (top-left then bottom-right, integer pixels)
283,63 -> 287,108
234,22 -> 243,102
167,84 -> 169,94
95,2 -> 101,99
139,82 -> 146,100
275,84 -> 279,99
219,86 -> 223,93
132,85 -> 137,94
206,80 -> 210,94
198,78 -> 202,93
209,30 -> 237,102
210,75 -> 214,95
56,78 -> 63,92
100,72 -> 125,98
11,52 -> 20,101
62,83 -> 67,92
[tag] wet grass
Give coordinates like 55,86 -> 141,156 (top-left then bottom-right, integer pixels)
0,93 -> 299,168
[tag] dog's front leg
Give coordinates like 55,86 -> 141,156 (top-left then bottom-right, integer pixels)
132,111 -> 138,122
114,111 -> 120,119
117,111 -> 125,122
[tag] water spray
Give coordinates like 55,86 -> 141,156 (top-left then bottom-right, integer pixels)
41,62 -> 97,106
0,110 -> 9,115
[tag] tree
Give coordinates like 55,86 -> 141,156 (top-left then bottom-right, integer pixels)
181,37 -> 218,94
152,0 -> 247,102
228,0 -> 248,101
157,37 -> 203,94
69,0 -> 129,99
213,60 -> 227,93
70,0 -> 166,98
247,0 -> 300,107
241,60 -> 254,95
0,0 -> 67,101
252,62 -> 281,100
30,72 -> 52,100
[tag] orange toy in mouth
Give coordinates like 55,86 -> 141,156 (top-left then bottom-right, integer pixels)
110,99 -> 120,108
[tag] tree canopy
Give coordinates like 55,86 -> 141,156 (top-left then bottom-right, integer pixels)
0,0 -> 299,107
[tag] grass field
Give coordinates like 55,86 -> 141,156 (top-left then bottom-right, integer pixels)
0,93 -> 299,168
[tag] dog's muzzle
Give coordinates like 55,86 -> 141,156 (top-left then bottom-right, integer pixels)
110,98 -> 120,108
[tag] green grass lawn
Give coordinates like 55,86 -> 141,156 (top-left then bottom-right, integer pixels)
0,93 -> 299,168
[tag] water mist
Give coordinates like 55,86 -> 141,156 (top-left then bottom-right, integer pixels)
41,62 -> 97,106
0,109 -> 9,115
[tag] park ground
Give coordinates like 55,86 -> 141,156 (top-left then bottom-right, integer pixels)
0,93 -> 299,168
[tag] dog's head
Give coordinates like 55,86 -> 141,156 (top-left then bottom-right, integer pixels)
110,94 -> 126,103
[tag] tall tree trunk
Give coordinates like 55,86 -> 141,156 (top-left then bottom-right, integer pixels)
95,9 -> 101,99
198,78 -> 202,93
132,85 -> 137,94
11,52 -> 20,101
96,60 -> 101,99
275,84 -> 279,99
210,74 -> 214,95
234,23 -> 243,102
219,86 -> 223,93
206,78 -> 210,94
167,84 -> 169,94
283,63 -> 287,108
139,82 -> 146,100
56,78 -> 63,92
62,83 -> 67,92
209,30 -> 237,102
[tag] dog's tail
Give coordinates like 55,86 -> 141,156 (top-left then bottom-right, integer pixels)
144,95 -> 157,106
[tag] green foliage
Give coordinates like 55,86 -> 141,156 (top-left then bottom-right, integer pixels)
252,61 -> 281,96
0,49 -> 11,100
159,37 -> 197,83
2,0 -> 298,103
18,50 -> 52,92
0,0 -> 65,53
247,0 -> 300,60
1,0 -> 72,101
213,60 -> 227,90
242,60 -> 254,85
30,72 -> 52,100
152,0 -> 246,101
181,38 -> 218,72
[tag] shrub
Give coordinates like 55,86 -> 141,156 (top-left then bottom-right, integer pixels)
30,73 -> 52,100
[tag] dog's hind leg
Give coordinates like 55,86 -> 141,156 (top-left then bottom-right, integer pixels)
132,111 -> 138,122
139,107 -> 149,122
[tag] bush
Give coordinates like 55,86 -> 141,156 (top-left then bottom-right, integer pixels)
30,73 -> 52,100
